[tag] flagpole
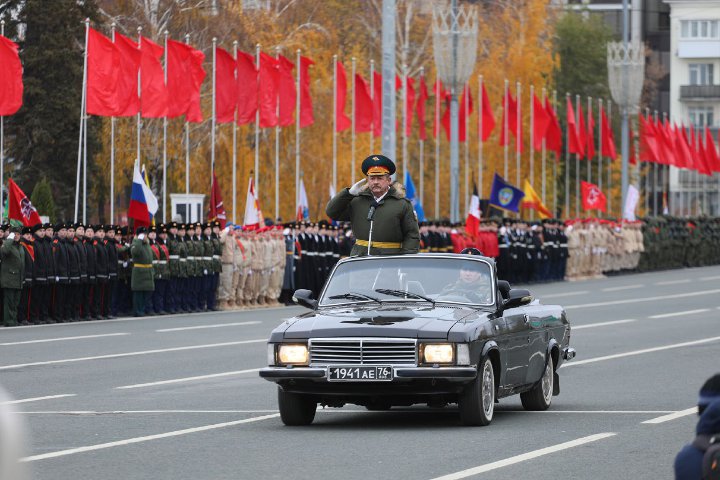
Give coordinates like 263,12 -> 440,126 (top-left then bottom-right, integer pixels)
552,90 -> 558,217
478,74 -> 483,201
435,76 -> 440,218
515,81 -> 521,189
402,62 -> 408,186
162,30 -> 169,223
541,87 -> 547,208
419,66 -> 425,211
529,84 -> 535,221
504,79 -> 509,180
0,20 -> 4,211
587,96 -> 592,185
184,33 -> 191,222
295,49 -> 301,224
82,18 -> 90,224
110,23 -> 117,223
575,94 -> 580,218
233,40 -> 239,224
564,92 -> 570,219
254,44 -> 260,202
653,109 -> 658,216
597,97 -> 602,217
351,57 -> 356,185
75,20 -> 87,222
464,81 -> 469,213
136,27 -> 143,193
369,59 -> 375,154
607,100 -> 613,216
274,46 -> 280,221
332,55 -> 337,196
212,38 -> 217,191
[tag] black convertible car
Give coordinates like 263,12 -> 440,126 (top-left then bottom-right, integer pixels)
259,254 -> 575,426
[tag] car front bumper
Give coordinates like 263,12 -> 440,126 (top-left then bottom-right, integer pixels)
259,366 -> 477,382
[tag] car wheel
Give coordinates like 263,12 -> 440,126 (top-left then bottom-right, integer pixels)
458,356 -> 495,426
278,387 -> 317,426
520,356 -> 554,411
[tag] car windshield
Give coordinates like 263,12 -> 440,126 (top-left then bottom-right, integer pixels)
320,256 -> 495,307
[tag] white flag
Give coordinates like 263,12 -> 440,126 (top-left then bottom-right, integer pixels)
243,177 -> 263,227
623,184 -> 639,221
297,179 -> 309,221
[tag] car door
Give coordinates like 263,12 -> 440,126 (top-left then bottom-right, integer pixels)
519,307 -> 549,385
502,309 -> 530,387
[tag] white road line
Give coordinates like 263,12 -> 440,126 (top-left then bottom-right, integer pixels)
565,288 -> 720,310
16,410 -> 281,415
655,279 -> 691,286
648,309 -> 710,319
1,394 -> 76,405
541,291 -> 589,299
0,333 -> 129,346
20,413 -> 281,462
701,275 -> 720,281
156,321 -> 261,332
116,368 -> 262,389
642,407 -> 697,424
563,335 -> 720,367
572,319 -> 636,330
13,409 -> 680,416
602,284 -> 644,292
428,432 -> 617,480
0,339 -> 267,371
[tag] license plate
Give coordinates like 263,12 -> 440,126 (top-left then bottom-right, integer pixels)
327,366 -> 393,382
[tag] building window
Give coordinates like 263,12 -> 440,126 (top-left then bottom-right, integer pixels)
681,20 -> 720,39
689,64 -> 714,85
689,107 -> 714,128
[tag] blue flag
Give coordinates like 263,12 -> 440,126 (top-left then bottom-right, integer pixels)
489,173 -> 525,213
404,169 -> 426,222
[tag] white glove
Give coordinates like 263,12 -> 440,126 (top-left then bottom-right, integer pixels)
203,269 -> 208,275
7,233 -> 15,240
56,276 -> 60,282
137,233 -> 145,240
348,178 -> 367,196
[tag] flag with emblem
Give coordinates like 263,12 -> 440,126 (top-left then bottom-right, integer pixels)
7,178 -> 42,226
404,169 -> 425,222
297,179 -> 310,221
580,181 -> 607,212
243,176 -> 264,228
521,179 -> 552,219
489,173 -> 525,213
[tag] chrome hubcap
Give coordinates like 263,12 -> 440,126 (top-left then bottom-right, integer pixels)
482,361 -> 494,418
542,360 -> 553,404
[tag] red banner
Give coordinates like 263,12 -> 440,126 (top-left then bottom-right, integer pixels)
580,181 -> 607,212
0,34 -> 23,115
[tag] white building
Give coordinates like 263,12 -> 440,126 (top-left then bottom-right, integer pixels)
667,0 -> 720,215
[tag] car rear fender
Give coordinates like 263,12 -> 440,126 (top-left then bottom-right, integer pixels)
546,338 -> 561,396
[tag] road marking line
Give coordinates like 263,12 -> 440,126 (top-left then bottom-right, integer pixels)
642,407 -> 697,424
563,335 -> 720,367
1,394 -> 76,405
573,319 -> 636,330
0,333 -> 129,346
565,289 -> 720,310
648,309 -> 709,319
16,410 -> 281,415
700,275 -> 720,281
602,284 -> 644,292
0,339 -> 267,371
428,432 -> 617,480
156,321 -> 261,332
542,291 -> 589,299
655,279 -> 691,286
20,413 -> 281,462
116,368 -> 262,389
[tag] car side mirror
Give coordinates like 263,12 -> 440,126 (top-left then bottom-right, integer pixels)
292,289 -> 318,310
502,288 -> 533,310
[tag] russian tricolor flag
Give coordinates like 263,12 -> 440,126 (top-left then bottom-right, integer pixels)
128,163 -> 158,227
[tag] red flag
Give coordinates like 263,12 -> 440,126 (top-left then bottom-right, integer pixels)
479,83 -> 495,142
86,27 -> 120,117
208,170 -> 227,229
277,55 -> 296,127
373,72 -> 383,138
499,90 -> 522,151
166,40 -> 205,121
140,37 -> 168,118
258,52 -> 279,128
236,51 -> 257,125
629,125 -> 637,165
299,56 -> 314,128
113,33 -> 141,117
354,73 -> 373,133
639,114 -> 659,163
705,126 -> 720,172
676,125 -> 694,170
671,124 -> 688,169
404,76 -> 416,136
566,98 -> 582,156
600,106 -> 616,159
586,103 -> 596,160
7,178 -> 42,226
544,98 -> 562,156
0,34 -> 23,115
532,93 -> 550,151
432,79 -> 449,140
577,102 -> 587,158
696,129 -> 711,175
416,76 -> 429,141
580,181 -> 607,212
186,47 -> 206,123
335,60 -> 351,132
657,119 -> 676,166
441,84 -> 473,142
215,46 -> 237,124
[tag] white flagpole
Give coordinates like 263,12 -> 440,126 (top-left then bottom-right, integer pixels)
274,46 -> 280,221
75,21 -> 87,222
419,66 -> 425,209
82,18 -> 90,224
607,100 -> 613,216
503,79 -> 509,180
351,57 -> 356,184
232,40 -> 238,224
529,84 -> 535,220
369,59 -> 374,155
295,49 -> 301,220
254,44 -> 260,201
332,55 -> 337,195
515,81 -> 521,188
575,94 -> 580,218
597,98 -> 602,217
110,23 -> 116,223
541,87 -> 547,206
184,33 -> 191,222
587,96 -> 592,184
212,38 -> 217,191
435,77 -> 440,218
402,63 -> 408,185
478,75 -> 483,200
163,30 -> 168,222
137,27 -> 143,189
564,92 -> 570,218
463,82 -> 469,213
0,20 -> 4,205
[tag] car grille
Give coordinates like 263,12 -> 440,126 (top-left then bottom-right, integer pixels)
309,338 -> 417,366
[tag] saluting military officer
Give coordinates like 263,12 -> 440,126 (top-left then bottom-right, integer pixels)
131,227 -> 154,317
2,228 -> 25,327
326,154 -> 419,256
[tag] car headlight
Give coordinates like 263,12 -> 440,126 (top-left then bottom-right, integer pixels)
422,343 -> 454,364
277,344 -> 309,365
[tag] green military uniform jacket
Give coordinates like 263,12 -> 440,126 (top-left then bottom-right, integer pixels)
1,237 -> 25,289
167,235 -> 181,278
211,236 -> 222,273
131,238 -> 155,291
177,237 -> 188,278
326,182 -> 419,256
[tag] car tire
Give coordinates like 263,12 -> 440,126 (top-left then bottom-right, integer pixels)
278,387 -> 317,426
520,357 -> 554,411
458,356 -> 495,426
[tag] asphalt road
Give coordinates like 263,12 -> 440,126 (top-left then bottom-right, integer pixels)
1,265 -> 719,480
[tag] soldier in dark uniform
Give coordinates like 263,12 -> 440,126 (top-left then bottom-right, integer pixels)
115,226 -> 133,316
176,223 -> 190,313
18,227 -> 35,325
149,225 -> 170,314
50,223 -> 69,322
131,226 -> 154,316
92,225 -> 109,319
82,225 -> 97,319
166,222 -> 180,314
200,223 -> 214,311
2,227 -> 25,327
558,221 -> 569,281
103,225 -> 120,319
210,221 -> 222,311
30,224 -> 51,323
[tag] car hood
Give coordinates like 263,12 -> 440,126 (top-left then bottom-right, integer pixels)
281,304 -> 482,340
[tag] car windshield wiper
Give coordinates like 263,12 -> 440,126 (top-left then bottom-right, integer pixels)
374,288 -> 435,305
328,292 -> 382,303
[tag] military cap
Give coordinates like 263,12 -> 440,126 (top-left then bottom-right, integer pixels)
160,225 -> 168,233
74,222 -> 84,229
31,223 -> 44,233
95,224 -> 105,232
136,226 -> 147,234
22,226 -> 33,235
0,224 -> 6,231
54,222 -> 65,230
213,220 -> 221,228
169,221 -> 178,229
178,223 -> 186,230
42,222 -> 52,229
149,225 -> 157,233
361,154 -> 396,176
